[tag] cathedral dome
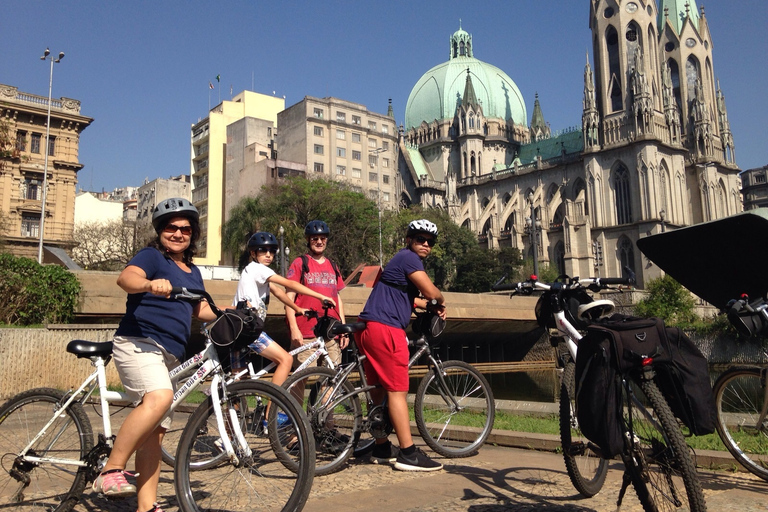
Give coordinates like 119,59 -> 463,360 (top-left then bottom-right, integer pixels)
404,27 -> 527,130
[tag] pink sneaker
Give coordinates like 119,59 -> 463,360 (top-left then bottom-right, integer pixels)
91,469 -> 137,497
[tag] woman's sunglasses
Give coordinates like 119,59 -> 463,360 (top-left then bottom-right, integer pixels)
163,224 -> 193,236
257,248 -> 277,255
413,235 -> 436,247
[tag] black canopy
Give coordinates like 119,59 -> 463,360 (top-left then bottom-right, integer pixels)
635,208 -> 768,310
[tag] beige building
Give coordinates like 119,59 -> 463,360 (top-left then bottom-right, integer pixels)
740,165 -> 768,210
399,2 -> 741,288
74,192 -> 124,225
277,97 -> 399,208
136,175 -> 191,231
191,91 -> 284,265
0,84 -> 92,259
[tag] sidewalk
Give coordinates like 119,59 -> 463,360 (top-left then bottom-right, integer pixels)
77,439 -> 766,512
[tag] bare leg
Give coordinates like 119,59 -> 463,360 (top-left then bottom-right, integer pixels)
387,391 -> 413,448
102,389 -> 173,475
135,427 -> 165,512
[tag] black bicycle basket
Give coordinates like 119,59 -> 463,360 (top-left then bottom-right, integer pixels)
727,297 -> 767,337
411,312 -> 446,339
208,308 -> 264,351
313,315 -> 339,341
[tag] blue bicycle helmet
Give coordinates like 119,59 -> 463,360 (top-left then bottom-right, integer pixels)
305,220 -> 330,237
247,232 -> 278,251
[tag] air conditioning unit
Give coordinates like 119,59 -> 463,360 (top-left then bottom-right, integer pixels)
370,163 -> 375,168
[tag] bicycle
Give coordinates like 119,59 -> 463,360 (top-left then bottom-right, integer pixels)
0,287 -> 314,512
279,300 -> 495,475
159,302 -> 336,468
492,274 -> 707,512
711,295 -> 768,482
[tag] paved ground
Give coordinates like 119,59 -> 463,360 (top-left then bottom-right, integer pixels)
77,438 -> 766,512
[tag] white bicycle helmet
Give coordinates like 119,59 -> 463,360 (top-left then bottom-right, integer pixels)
407,219 -> 438,239
577,299 -> 615,322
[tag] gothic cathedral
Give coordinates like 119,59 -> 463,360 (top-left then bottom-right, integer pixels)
397,0 -> 740,288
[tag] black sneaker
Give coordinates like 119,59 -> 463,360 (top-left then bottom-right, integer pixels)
370,441 -> 399,464
394,447 -> 443,472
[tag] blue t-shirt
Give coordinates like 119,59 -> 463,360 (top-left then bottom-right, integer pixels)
116,247 -> 205,361
359,248 -> 423,329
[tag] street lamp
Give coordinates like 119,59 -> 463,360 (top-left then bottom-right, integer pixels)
525,192 -> 541,277
38,48 -> 64,264
278,225 -> 286,276
659,209 -> 666,233
371,147 -> 386,265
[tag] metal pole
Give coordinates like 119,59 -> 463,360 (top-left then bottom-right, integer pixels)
278,225 -> 285,276
529,193 -> 539,277
38,50 -> 63,264
373,147 -> 384,265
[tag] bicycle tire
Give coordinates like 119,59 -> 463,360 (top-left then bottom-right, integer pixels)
281,366 -> 362,476
559,360 -> 608,497
161,404 -> 238,471
174,380 -> 314,512
713,366 -> 768,481
622,378 -> 707,512
414,360 -> 495,457
0,388 -> 93,512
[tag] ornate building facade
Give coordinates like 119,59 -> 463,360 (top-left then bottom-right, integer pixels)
397,1 -> 741,288
0,84 -> 93,259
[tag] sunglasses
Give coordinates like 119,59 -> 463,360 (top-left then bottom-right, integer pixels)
310,236 -> 327,243
163,224 -> 193,236
413,235 -> 436,247
257,248 -> 277,255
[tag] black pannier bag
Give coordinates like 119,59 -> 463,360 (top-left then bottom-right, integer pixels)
208,307 -> 265,350
575,329 -> 624,458
654,327 -> 716,435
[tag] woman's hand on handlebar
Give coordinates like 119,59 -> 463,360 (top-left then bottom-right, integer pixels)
147,278 -> 173,298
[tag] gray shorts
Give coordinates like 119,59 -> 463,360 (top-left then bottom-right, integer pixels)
112,336 -> 179,429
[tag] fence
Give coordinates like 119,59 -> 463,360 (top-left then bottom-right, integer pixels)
0,325 -> 120,400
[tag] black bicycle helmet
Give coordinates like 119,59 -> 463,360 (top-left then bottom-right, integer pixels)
406,219 -> 438,239
305,220 -> 330,237
247,231 -> 279,251
151,197 -> 199,233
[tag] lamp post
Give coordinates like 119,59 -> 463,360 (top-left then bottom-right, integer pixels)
38,48 -> 64,264
525,192 -> 540,277
278,225 -> 286,276
659,209 -> 666,233
371,147 -> 386,265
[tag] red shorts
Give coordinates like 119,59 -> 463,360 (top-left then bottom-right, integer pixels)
354,321 -> 409,392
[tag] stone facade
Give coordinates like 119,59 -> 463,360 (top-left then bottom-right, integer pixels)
398,1 -> 742,288
0,84 -> 93,259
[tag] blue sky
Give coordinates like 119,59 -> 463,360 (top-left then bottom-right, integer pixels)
2,1 -> 766,193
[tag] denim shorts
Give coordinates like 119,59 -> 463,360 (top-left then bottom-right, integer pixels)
230,331 -> 275,370
112,336 -> 178,429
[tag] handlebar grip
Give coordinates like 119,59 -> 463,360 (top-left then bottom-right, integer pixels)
598,277 -> 632,285
491,282 -> 520,292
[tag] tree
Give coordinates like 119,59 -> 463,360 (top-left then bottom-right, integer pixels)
222,177 -> 380,274
634,274 -> 697,325
72,219 -> 142,270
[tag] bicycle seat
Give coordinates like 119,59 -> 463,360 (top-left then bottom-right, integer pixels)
66,340 -> 114,358
332,322 -> 366,335
577,300 -> 615,321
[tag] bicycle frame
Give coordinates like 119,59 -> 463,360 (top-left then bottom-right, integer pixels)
231,336 -> 336,382
19,340 -> 248,469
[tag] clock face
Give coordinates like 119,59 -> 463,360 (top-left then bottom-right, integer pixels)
626,2 -> 638,13
686,38 -> 697,48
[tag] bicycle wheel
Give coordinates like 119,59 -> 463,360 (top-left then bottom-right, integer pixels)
622,378 -> 707,512
713,366 -> 768,481
559,359 -> 608,497
162,403 -> 233,471
281,366 -> 362,476
174,380 -> 314,512
414,360 -> 495,457
0,388 -> 93,512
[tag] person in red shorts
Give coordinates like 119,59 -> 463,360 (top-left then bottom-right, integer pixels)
354,219 -> 446,471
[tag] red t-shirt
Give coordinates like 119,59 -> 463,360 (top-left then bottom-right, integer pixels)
285,255 -> 345,338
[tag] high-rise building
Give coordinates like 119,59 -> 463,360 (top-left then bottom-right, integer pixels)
399,2 -> 741,288
277,96 -> 398,207
740,166 -> 768,210
190,91 -> 284,265
0,83 -> 93,259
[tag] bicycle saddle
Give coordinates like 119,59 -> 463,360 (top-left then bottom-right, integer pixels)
66,340 -> 114,358
577,300 -> 615,322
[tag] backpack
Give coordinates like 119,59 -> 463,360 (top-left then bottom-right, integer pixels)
654,327 -> 716,436
300,254 -> 342,286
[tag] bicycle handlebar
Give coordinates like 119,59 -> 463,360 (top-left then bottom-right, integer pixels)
491,271 -> 635,295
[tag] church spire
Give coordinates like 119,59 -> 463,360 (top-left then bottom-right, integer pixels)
582,54 -> 599,149
387,98 -> 395,119
462,68 -> 479,109
529,93 -> 549,141
657,0 -> 700,35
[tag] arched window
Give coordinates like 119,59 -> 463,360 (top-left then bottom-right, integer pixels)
614,165 -> 633,224
481,197 -> 490,210
668,59 -> 683,113
469,113 -> 475,129
686,56 -> 701,102
618,237 -> 636,277
503,212 -> 515,233
502,192 -> 512,206
606,25 -> 623,112
554,241 -> 566,276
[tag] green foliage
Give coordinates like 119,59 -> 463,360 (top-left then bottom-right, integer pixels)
635,274 -> 697,325
222,177 -> 380,274
0,254 -> 81,325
